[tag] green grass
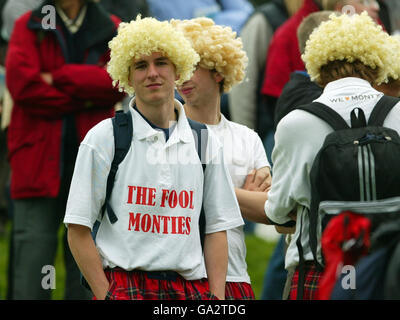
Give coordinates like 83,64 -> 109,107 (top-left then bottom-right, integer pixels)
245,234 -> 277,299
0,221 -> 277,300
52,226 -> 67,300
0,222 -> 9,299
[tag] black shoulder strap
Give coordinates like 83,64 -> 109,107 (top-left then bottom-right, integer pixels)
368,95 -> 400,126
297,102 -> 350,131
84,110 -> 132,288
187,117 -> 208,170
350,108 -> 367,128
84,110 -> 132,289
295,208 -> 306,300
187,117 -> 208,250
101,110 -> 133,225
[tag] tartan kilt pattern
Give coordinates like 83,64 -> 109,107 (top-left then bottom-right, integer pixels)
225,281 -> 255,300
98,268 -> 218,300
289,263 -> 322,300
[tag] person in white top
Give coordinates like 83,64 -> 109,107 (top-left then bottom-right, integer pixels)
264,12 -> 400,299
64,16 -> 244,300
172,17 -> 273,300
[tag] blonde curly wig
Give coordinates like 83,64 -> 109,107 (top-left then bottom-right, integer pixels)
374,34 -> 400,96
302,12 -> 399,85
107,15 -> 200,96
387,34 -> 400,82
171,17 -> 248,93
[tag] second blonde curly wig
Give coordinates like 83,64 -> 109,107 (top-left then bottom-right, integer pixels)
107,16 -> 200,96
171,17 -> 248,93
302,12 -> 399,85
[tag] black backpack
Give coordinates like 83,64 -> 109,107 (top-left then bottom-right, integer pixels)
294,95 -> 400,299
83,109 -> 208,290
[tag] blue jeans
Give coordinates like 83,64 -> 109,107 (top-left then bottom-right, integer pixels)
261,235 -> 287,300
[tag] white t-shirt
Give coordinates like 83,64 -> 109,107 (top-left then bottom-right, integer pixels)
265,77 -> 400,270
64,99 -> 244,280
208,115 -> 270,283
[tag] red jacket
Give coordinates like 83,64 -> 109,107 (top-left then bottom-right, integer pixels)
261,0 -> 319,98
6,2 -> 125,199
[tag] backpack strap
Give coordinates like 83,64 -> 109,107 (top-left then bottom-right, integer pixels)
83,110 -> 133,290
187,117 -> 208,250
368,95 -> 400,126
350,108 -> 367,128
297,102 -> 350,131
187,118 -> 208,170
295,208 -> 306,300
101,110 -> 133,225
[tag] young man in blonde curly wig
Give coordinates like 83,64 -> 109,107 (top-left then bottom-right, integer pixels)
64,15 -> 245,300
173,17 -> 275,300
263,12 -> 400,300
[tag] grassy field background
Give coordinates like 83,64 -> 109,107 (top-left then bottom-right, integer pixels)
0,221 -> 277,300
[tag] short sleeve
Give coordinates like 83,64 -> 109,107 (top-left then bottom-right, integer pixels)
202,131 -> 244,234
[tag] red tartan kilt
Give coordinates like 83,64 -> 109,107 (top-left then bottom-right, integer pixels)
225,282 -> 255,300
289,263 -> 322,300
93,268 -> 218,300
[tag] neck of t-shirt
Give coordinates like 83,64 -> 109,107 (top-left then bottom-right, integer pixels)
133,105 -> 177,142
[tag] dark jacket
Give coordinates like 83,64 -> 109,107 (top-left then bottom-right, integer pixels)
99,0 -> 149,22
274,71 -> 322,128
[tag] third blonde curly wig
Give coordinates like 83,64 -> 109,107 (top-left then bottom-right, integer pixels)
302,12 -> 399,85
171,17 -> 248,93
107,15 -> 200,96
